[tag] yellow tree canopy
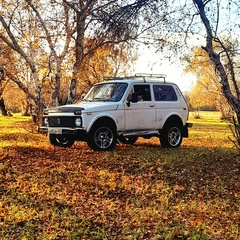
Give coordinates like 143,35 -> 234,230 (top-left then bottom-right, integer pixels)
185,47 -> 227,112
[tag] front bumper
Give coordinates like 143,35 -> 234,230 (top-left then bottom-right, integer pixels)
38,126 -> 79,135
38,126 -> 87,141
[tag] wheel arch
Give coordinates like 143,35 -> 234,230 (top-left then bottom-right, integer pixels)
162,115 -> 183,129
87,116 -> 117,133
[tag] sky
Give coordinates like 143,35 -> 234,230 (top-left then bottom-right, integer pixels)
133,45 -> 196,94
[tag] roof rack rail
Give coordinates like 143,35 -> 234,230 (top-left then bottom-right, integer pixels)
105,73 -> 167,83
135,73 -> 167,82
105,76 -> 135,81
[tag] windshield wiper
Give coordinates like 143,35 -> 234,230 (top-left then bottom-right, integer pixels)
92,97 -> 109,101
82,98 -> 91,102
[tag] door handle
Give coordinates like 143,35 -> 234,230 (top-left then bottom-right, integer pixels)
149,104 -> 155,107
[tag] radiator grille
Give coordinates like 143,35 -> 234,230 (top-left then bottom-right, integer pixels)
48,117 -> 76,127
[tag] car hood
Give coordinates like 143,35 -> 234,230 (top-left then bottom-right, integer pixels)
47,101 -> 119,114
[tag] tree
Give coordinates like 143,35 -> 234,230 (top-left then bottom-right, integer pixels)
3,0 -> 239,130
57,41 -> 138,104
0,0 -> 161,122
75,41 -> 138,100
146,0 -> 240,122
191,0 -> 240,122
62,0 -> 165,103
0,0 -> 48,120
185,47 -> 232,117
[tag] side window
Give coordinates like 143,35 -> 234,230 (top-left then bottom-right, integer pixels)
133,84 -> 151,101
153,85 -> 178,101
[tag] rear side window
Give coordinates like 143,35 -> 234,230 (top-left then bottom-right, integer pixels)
153,85 -> 178,101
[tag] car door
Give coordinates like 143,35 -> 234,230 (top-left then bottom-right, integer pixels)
153,84 -> 181,128
124,84 -> 156,130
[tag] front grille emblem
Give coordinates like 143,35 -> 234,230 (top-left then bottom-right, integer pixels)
57,118 -> 61,125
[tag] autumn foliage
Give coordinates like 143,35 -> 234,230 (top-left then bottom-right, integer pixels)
0,112 -> 239,239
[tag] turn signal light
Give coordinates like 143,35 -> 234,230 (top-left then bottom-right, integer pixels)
74,110 -> 82,115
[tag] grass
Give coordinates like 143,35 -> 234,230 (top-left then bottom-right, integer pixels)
0,112 -> 239,239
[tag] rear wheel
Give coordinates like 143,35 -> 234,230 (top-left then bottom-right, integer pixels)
87,123 -> 117,151
160,123 -> 182,148
49,134 -> 75,148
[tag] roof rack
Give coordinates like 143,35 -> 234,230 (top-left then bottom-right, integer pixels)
135,73 -> 167,82
105,73 -> 167,83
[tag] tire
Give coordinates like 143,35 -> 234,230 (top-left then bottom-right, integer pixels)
160,123 -> 182,148
87,123 -> 117,151
118,136 -> 138,145
49,134 -> 75,148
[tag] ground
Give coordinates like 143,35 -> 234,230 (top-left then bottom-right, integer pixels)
0,112 -> 239,239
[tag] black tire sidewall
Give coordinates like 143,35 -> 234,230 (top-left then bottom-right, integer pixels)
49,134 -> 75,148
160,123 -> 182,148
87,124 -> 117,151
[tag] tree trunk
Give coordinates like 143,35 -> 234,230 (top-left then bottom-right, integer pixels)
0,97 -> 7,116
67,78 -> 77,104
67,10 -> 86,104
49,74 -> 61,107
21,100 -> 30,116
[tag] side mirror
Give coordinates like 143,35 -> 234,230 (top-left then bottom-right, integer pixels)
127,92 -> 138,107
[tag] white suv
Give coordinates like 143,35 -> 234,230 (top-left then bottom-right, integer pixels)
38,74 -> 192,151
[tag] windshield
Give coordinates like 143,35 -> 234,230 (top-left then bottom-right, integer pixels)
83,83 -> 128,102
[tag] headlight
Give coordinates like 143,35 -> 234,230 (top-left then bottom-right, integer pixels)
75,117 -> 82,127
43,117 -> 49,126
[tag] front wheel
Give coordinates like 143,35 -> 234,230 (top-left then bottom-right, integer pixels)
160,124 -> 182,148
49,134 -> 75,148
87,124 -> 117,151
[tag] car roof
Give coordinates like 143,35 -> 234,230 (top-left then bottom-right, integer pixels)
93,73 -> 179,85
95,79 -> 177,86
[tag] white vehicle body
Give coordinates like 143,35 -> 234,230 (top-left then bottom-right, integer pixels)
38,74 -> 192,151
